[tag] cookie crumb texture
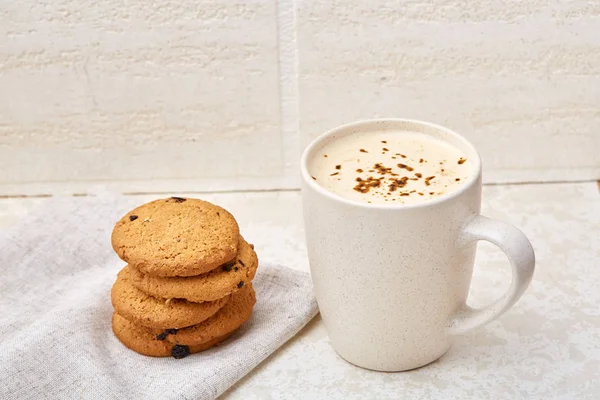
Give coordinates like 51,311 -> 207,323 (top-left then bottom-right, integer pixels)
112,313 -> 235,358
128,237 -> 258,303
111,266 -> 229,329
111,198 -> 240,277
150,284 -> 256,346
111,285 -> 255,358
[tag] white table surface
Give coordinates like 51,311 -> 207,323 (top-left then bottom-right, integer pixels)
1,182 -> 599,399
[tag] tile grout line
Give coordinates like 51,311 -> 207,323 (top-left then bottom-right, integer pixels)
277,0 -> 301,188
483,179 -> 598,187
0,180 -> 598,199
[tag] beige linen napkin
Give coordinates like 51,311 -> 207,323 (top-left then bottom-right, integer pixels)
0,195 -> 317,400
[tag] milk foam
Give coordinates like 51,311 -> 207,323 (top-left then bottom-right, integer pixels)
309,130 -> 473,205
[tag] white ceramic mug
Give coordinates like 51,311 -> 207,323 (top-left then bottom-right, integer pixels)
301,119 -> 535,372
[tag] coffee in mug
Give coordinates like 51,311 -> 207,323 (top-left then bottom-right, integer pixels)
308,129 -> 473,205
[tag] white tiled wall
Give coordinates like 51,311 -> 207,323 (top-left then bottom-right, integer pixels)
1,0 -> 598,195
0,0 -> 286,195
297,1 -> 600,184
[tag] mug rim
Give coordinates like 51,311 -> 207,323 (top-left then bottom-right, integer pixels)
300,118 -> 483,210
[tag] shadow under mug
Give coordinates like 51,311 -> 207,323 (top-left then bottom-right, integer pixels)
300,118 -> 535,372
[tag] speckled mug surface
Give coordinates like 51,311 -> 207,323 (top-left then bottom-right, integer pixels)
301,119 -> 535,372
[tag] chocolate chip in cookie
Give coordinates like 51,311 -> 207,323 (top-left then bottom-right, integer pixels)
171,345 -> 190,359
221,260 -> 235,272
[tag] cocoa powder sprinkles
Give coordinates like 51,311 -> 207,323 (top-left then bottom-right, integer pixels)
374,163 -> 393,175
388,177 -> 409,192
397,163 -> 414,172
353,176 -> 383,193
310,130 -> 472,204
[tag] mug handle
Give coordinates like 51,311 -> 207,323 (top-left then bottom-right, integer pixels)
448,215 -> 535,335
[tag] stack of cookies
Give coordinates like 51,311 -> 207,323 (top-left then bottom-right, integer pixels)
109,197 -> 258,359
